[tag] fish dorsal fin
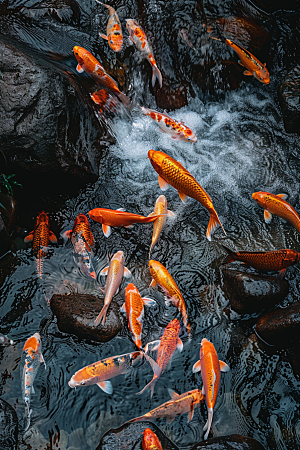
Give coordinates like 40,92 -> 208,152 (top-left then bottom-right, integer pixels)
159,176 -> 169,191
219,360 -> 230,372
168,388 -> 179,399
276,193 -> 288,200
264,210 -> 272,223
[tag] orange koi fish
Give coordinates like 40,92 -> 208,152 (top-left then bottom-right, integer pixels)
73,46 -> 130,106
226,39 -> 270,84
142,428 -> 163,450
252,191 -> 300,232
121,283 -> 156,350
138,318 -> 183,397
138,105 -> 197,142
126,19 -> 162,88
24,211 -> 57,278
149,260 -> 190,336
193,338 -> 229,440
222,245 -> 300,278
97,2 -> 123,52
88,207 -> 164,238
129,388 -> 205,423
94,251 -> 131,326
148,150 -> 226,240
148,195 -> 174,257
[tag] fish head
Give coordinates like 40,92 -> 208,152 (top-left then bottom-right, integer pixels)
112,250 -> 124,265
36,211 -> 49,226
194,389 -> 206,404
73,213 -> 89,228
252,191 -> 267,209
166,318 -> 181,335
125,283 -> 138,296
73,46 -> 87,66
148,150 -> 167,175
88,208 -> 103,223
184,129 -> 197,142
23,332 -> 41,353
149,259 -> 162,278
156,194 -> 167,206
126,19 -> 138,32
68,368 -> 94,388
254,66 -> 270,85
143,428 -> 160,447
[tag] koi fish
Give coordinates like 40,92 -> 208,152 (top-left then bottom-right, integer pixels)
149,260 -> 190,336
192,338 -> 230,440
252,191 -> 300,233
22,333 -> 45,431
138,318 -> 183,397
148,150 -> 226,241
0,333 -> 13,346
142,428 -> 163,450
226,38 -> 270,84
148,195 -> 174,257
97,2 -> 123,52
221,245 -> 300,278
129,388 -> 205,423
94,251 -> 131,326
126,19 -> 162,88
138,105 -> 197,142
73,46 -> 130,106
120,283 -> 156,350
62,213 -> 96,280
88,207 -> 164,238
24,211 -> 57,278
91,88 -> 118,113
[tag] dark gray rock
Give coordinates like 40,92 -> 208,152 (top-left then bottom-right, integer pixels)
0,194 -> 18,234
279,66 -> 300,135
50,293 -> 122,342
251,0 -> 300,12
191,434 -> 266,449
0,398 -> 18,450
0,215 -> 11,258
222,268 -> 289,314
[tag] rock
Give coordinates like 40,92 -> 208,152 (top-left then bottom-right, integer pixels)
20,0 -> 81,25
222,268 -> 289,314
191,434 -> 266,449
22,426 -> 49,450
67,428 -> 85,449
0,398 -> 18,450
86,412 -> 126,450
255,301 -> 300,345
0,194 -> 18,234
95,421 -> 179,450
155,81 -> 188,111
50,293 -> 122,342
250,0 -> 300,13
279,66 -> 300,135
0,215 -> 11,258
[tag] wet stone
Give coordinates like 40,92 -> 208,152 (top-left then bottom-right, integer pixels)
95,421 -> 179,450
0,398 -> 18,450
0,194 -> 18,234
222,268 -> 289,314
255,301 -> 300,346
251,0 -> 300,13
279,66 -> 300,135
191,434 -> 265,449
0,215 -> 11,258
50,293 -> 122,342
155,82 -> 188,111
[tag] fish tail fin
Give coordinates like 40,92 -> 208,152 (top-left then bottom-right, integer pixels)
203,408 -> 213,440
207,211 -> 226,241
36,257 -> 43,279
137,377 -> 157,397
152,65 -> 163,88
94,304 -> 109,327
148,241 -> 154,259
221,245 -> 236,264
117,92 -> 131,107
24,403 -> 31,431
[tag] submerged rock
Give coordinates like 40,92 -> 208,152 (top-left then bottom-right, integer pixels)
95,421 -> 179,450
222,268 -> 289,314
50,293 -> 122,342
191,434 -> 266,449
0,398 -> 18,450
279,66 -> 300,135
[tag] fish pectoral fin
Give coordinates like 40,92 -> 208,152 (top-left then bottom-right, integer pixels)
219,360 -> 230,372
149,278 -> 157,288
102,224 -> 111,238
31,385 -> 35,394
192,360 -> 201,373
238,60 -> 244,66
178,191 -> 188,203
117,207 -> 126,211
142,297 -> 156,307
168,388 -> 180,399
167,209 -> 175,217
278,268 -> 287,279
187,401 -> 195,423
120,303 -> 126,313
61,229 -> 72,242
40,353 -> 46,369
276,193 -> 288,200
124,224 -> 134,228
177,338 -> 183,352
49,231 -> 57,244
100,33 -> 108,40
144,340 -> 161,353
76,64 -> 84,73
264,210 -> 272,223
100,266 -> 109,276
123,267 -> 132,278
158,176 -> 169,191
97,380 -> 113,394
243,70 -> 253,76
143,354 -> 162,378
24,231 -> 34,243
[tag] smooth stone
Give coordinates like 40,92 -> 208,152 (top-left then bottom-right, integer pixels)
85,412 -> 125,450
0,398 -> 18,450
279,66 -> 300,135
67,427 -> 85,449
222,268 -> 289,314
255,301 -> 300,345
191,434 -> 266,449
95,421 -> 179,450
0,215 -> 11,258
50,293 -> 122,342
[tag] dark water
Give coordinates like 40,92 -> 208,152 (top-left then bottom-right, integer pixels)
1,0 -> 300,449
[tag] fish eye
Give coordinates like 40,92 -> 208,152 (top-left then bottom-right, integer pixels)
110,40 -> 113,44
81,381 -> 85,385
187,138 -> 190,141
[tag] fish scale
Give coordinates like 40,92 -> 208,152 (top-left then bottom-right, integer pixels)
235,249 -> 296,270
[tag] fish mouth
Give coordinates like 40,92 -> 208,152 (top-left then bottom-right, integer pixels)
68,378 -> 77,388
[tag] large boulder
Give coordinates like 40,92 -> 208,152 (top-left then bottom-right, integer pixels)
279,66 -> 300,135
0,398 -> 18,450
191,434 -> 266,449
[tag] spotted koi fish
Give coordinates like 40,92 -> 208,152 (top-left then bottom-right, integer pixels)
142,428 -> 163,450
126,19 -> 162,88
97,2 -> 123,52
138,318 -> 183,397
24,211 -> 57,278
193,338 -> 229,440
121,283 -> 156,350
138,105 -> 197,142
73,46 -> 130,106
148,195 -> 174,258
222,245 -> 300,278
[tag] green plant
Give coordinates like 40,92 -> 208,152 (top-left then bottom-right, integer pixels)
0,173 -> 22,211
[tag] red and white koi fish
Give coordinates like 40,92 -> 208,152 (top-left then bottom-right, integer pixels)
0,333 -> 13,346
91,88 -> 118,113
138,105 -> 197,142
138,318 -> 183,397
94,251 -> 131,326
126,19 -> 162,88
97,2 -> 123,52
192,338 -> 230,440
142,428 -> 163,450
22,333 -> 46,430
148,195 -> 174,257
24,211 -> 57,278
121,283 -> 156,350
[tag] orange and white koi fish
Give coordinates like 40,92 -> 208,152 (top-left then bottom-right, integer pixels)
138,105 -> 197,142
226,39 -> 270,84
0,333 -> 13,346
148,195 -> 174,257
138,318 -> 183,397
88,207 -> 164,238
73,46 -> 130,106
91,88 -> 118,113
22,333 -> 46,430
126,19 -> 162,88
148,150 -> 226,240
129,388 -> 205,423
121,283 -> 156,350
193,338 -> 229,440
24,211 -> 57,278
149,260 -> 190,336
142,428 -> 163,450
252,191 -> 300,232
97,2 -> 123,52
94,251 -> 131,326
